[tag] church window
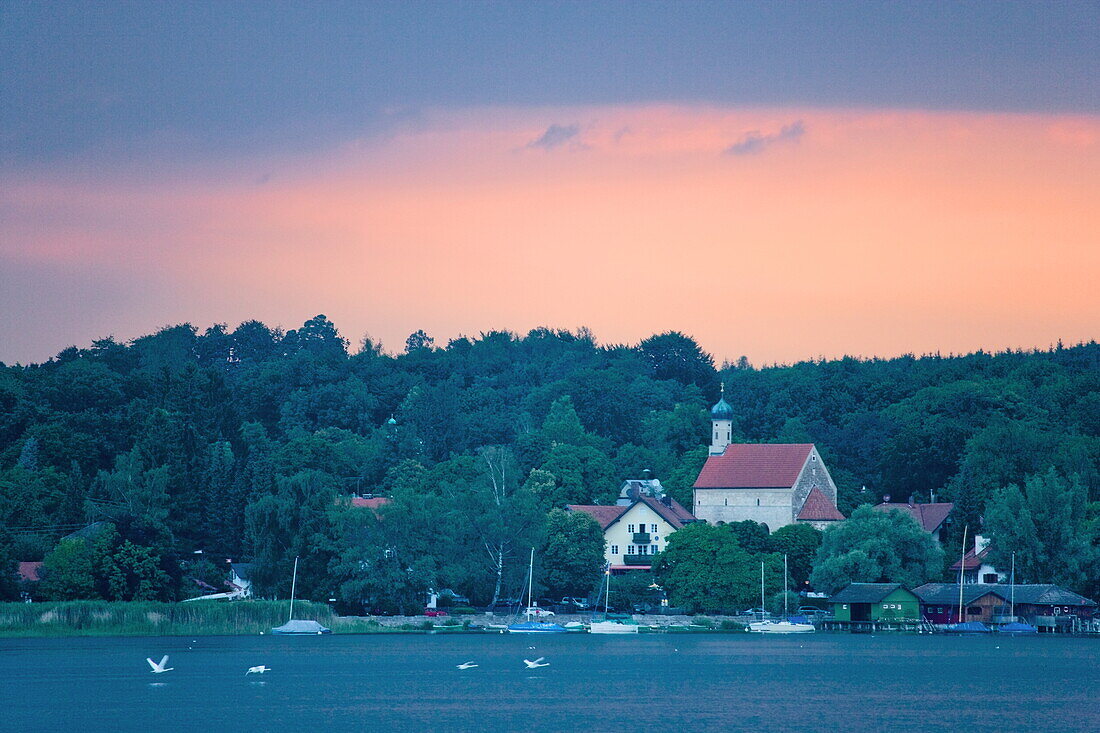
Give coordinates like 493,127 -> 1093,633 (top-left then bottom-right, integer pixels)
756,498 -> 761,506
811,454 -> 817,461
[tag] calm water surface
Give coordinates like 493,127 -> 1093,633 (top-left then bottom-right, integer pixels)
1,633 -> 1097,732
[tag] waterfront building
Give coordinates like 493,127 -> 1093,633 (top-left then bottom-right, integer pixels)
829,583 -> 921,622
871,500 -> 954,544
567,475 -> 697,571
692,391 -> 844,531
949,534 -> 1004,584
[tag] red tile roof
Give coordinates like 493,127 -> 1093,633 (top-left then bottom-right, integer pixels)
796,487 -> 845,522
873,502 -> 953,533
567,504 -> 628,529
637,496 -> 697,529
693,444 -> 813,488
351,496 -> 391,510
950,545 -> 990,571
17,561 -> 43,583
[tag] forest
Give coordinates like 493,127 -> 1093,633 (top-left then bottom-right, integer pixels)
1,315 -> 1097,609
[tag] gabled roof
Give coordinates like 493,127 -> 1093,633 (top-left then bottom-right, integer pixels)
568,496 -> 696,531
693,444 -> 813,489
829,583 -> 909,604
567,504 -> 628,530
797,487 -> 845,522
17,561 -> 43,583
230,562 -> 254,581
872,502 -> 953,533
1001,585 -> 1096,607
912,583 -> 1008,605
635,495 -> 697,529
950,544 -> 991,571
351,496 -> 392,510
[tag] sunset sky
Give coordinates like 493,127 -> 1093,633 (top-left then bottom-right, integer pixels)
2,2 -> 1098,365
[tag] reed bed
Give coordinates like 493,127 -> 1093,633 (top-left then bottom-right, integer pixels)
0,600 -> 395,637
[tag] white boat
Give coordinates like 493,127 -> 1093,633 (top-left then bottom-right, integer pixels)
507,549 -> 566,634
270,557 -> 331,634
589,564 -> 638,634
748,556 -> 815,634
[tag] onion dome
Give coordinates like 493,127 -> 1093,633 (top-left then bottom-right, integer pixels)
710,384 -> 734,420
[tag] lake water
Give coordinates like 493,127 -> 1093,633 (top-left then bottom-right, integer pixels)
2,633 -> 1097,732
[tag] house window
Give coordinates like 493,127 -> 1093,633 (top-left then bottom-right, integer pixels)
627,545 -> 635,555
638,546 -> 648,556
651,544 -> 658,554
628,524 -> 635,533
982,573 -> 998,583
610,545 -> 619,555
651,524 -> 657,533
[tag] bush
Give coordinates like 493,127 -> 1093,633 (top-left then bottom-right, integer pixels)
719,619 -> 744,631
449,606 -> 477,615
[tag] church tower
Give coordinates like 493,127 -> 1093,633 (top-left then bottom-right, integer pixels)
709,384 -> 734,455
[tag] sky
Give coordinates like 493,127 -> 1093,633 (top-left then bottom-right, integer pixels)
1,1 -> 1098,365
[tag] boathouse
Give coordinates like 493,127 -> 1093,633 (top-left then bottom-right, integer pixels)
829,583 -> 920,622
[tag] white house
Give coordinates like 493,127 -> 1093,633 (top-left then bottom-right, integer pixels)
567,477 -> 697,571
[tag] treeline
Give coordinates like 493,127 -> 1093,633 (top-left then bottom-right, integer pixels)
0,317 -> 1097,606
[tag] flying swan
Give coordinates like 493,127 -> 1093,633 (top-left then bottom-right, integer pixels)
147,655 -> 173,674
246,665 -> 271,675
456,662 -> 478,670
523,657 -> 549,669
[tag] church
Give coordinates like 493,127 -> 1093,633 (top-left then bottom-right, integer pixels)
692,389 -> 845,531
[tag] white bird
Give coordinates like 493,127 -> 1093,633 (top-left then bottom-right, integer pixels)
523,657 -> 549,669
147,655 -> 173,674
456,662 -> 478,670
246,665 -> 270,675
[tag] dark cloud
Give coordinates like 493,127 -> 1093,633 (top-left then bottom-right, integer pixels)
525,123 -> 584,151
725,120 -> 805,156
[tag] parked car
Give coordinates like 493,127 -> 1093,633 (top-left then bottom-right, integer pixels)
523,606 -> 555,618
424,608 -> 449,618
742,607 -> 769,617
796,606 -> 828,618
437,589 -> 471,606
559,597 -> 590,611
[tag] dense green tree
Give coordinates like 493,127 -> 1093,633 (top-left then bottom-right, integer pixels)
541,509 -> 605,597
638,331 -> 718,393
39,538 -> 98,600
726,520 -> 771,555
767,523 -> 823,589
810,505 -> 944,593
984,469 -> 1096,591
654,523 -> 783,613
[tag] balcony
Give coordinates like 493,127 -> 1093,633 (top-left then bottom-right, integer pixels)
632,532 -> 651,544
622,554 -> 654,566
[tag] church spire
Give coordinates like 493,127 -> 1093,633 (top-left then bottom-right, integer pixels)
709,383 -> 733,455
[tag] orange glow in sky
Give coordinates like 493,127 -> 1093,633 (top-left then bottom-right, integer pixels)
2,106 -> 1098,364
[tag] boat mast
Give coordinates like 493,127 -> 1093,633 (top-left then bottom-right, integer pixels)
783,554 -> 789,618
1010,552 -> 1016,618
957,525 -> 967,624
604,563 -> 612,616
760,560 -> 765,620
526,547 -> 534,622
288,556 -> 299,623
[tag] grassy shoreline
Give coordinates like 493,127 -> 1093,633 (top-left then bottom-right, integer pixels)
0,601 -> 448,637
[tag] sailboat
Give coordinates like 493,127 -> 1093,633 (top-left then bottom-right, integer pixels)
998,552 -> 1038,635
749,556 -> 815,634
590,565 -> 638,634
507,549 -> 567,634
945,526 -> 990,635
271,556 -> 331,634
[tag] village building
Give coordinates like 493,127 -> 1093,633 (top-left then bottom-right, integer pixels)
829,583 -> 921,622
913,583 -> 1009,625
872,500 -> 954,544
692,390 -> 844,531
949,534 -> 1004,584
567,475 -> 697,572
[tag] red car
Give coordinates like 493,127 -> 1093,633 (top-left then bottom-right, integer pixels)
424,609 -> 449,617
